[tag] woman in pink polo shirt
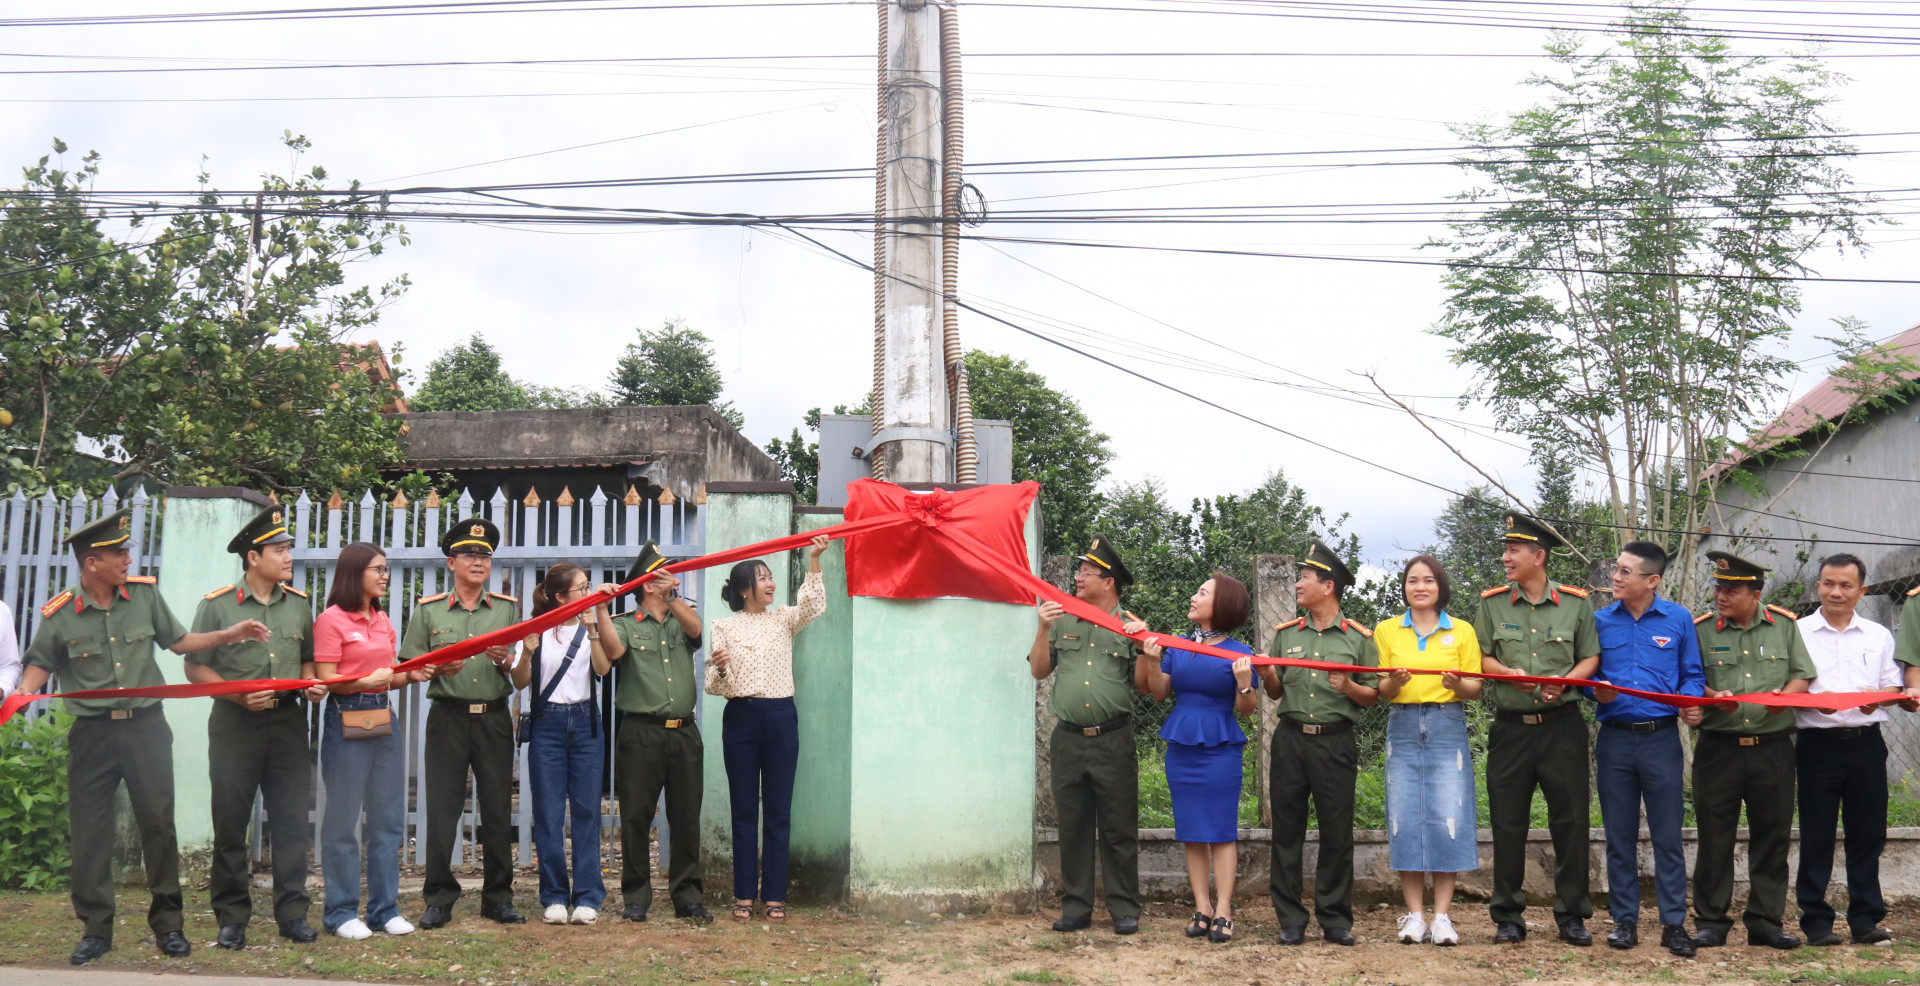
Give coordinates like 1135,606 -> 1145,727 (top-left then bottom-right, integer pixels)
313,542 -> 428,941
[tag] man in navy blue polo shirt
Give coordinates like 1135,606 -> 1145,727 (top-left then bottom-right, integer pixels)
1590,541 -> 1705,957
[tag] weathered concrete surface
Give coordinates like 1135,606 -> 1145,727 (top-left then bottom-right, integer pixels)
1037,826 -> 1920,905
787,509 -> 854,902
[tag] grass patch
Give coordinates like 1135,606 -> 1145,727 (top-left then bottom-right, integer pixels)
1009,971 -> 1071,983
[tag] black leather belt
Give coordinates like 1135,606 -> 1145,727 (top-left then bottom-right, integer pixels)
1280,715 -> 1352,735
1495,702 -> 1581,726
1602,717 -> 1676,733
1703,728 -> 1793,747
435,697 -> 507,714
1807,723 -> 1880,740
98,704 -> 163,721
1063,715 -> 1131,738
623,712 -> 691,729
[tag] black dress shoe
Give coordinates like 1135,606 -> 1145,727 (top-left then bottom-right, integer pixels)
1276,925 -> 1306,946
1323,927 -> 1356,946
69,936 -> 111,966
216,924 -> 247,950
1051,914 -> 1091,933
675,903 -> 714,924
1607,921 -> 1638,950
1112,916 -> 1139,936
1661,924 -> 1696,957
419,905 -> 451,930
1751,928 -> 1801,950
1494,922 -> 1526,944
1692,926 -> 1727,948
1559,919 -> 1593,946
622,903 -> 649,923
158,931 -> 192,957
1805,930 -> 1844,947
278,919 -> 318,944
1853,927 -> 1892,945
481,902 -> 527,925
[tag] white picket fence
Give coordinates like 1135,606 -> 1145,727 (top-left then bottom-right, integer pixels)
0,483 -> 705,872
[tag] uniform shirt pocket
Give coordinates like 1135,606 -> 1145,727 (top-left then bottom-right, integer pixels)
65,634 -> 104,659
122,622 -> 155,647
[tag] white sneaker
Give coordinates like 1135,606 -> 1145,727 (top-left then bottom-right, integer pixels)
570,907 -> 598,925
543,904 -> 569,925
333,919 -> 372,940
382,915 -> 416,936
1429,913 -> 1459,946
1397,912 -> 1427,944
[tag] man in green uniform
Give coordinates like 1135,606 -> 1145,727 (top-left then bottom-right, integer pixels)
606,543 -> 713,923
405,516 -> 526,928
1473,512 -> 1599,946
1690,551 -> 1815,951
183,505 -> 325,949
1258,540 -> 1377,947
1893,583 -> 1920,709
1028,536 -> 1141,935
12,508 -> 270,965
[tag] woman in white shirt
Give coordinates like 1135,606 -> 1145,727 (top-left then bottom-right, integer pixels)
512,563 -> 618,926
708,535 -> 830,922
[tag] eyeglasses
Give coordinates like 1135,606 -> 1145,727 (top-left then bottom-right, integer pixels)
562,583 -> 592,596
1610,566 -> 1651,580
453,552 -> 493,562
368,565 -> 391,576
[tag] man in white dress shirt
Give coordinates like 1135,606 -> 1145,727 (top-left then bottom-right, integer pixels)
0,600 -> 20,695
1794,553 -> 1904,946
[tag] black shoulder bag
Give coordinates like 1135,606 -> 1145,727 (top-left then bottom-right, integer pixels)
516,624 -> 589,745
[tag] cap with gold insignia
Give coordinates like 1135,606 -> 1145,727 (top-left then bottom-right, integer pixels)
1300,539 -> 1356,590
1075,535 -> 1133,589
440,516 -> 501,556
624,541 -> 672,589
66,507 -> 133,551
1704,550 -> 1767,584
1501,512 -> 1566,550
227,504 -> 295,554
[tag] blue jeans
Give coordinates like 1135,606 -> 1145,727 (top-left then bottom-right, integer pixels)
723,697 -> 799,902
1596,723 -> 1687,926
528,701 -> 606,909
320,693 -> 406,932
1383,702 -> 1479,873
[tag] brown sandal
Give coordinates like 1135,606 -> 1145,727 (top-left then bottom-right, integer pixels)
765,903 -> 787,921
731,901 -> 755,921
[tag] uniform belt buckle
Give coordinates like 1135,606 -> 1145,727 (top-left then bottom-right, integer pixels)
1738,736 -> 1760,747
109,709 -> 134,720
1082,725 -> 1101,737
664,719 -> 683,729
468,703 -> 487,714
1521,713 -> 1544,725
1301,723 -> 1324,735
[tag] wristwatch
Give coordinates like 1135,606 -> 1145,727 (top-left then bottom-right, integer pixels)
1238,685 -> 1255,696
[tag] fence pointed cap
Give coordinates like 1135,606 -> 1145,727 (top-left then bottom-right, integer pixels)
555,486 -> 575,507
657,487 -> 676,506
423,489 -> 441,509
623,485 -> 643,506
326,490 -> 344,511
391,490 -> 410,510
522,487 -> 542,508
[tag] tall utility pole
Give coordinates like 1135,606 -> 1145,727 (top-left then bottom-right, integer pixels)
872,0 -> 952,483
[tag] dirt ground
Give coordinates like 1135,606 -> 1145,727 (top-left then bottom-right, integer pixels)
1,885 -> 1917,986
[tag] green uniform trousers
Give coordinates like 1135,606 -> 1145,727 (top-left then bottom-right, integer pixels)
1268,723 -> 1358,930
422,703 -> 517,908
208,700 -> 313,927
1485,712 -> 1592,926
1050,722 -> 1140,921
1692,730 -> 1796,935
616,716 -> 705,910
68,708 -> 183,941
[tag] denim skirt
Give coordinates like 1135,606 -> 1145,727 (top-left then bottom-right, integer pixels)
1383,702 -> 1479,873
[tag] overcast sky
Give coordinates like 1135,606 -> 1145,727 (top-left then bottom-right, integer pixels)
7,1 -> 1919,568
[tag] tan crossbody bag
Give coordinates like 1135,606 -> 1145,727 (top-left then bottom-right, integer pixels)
340,707 -> 393,739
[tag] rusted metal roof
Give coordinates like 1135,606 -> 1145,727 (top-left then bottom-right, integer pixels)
1721,320 -> 1920,472
382,457 -> 651,472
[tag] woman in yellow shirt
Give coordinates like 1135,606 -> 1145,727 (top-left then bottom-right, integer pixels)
1374,554 -> 1482,947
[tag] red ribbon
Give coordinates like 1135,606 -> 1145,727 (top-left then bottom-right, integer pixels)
1,483 -> 1897,723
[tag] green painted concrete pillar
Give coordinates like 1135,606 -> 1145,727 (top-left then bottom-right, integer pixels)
157,486 -> 275,849
788,508 -> 853,900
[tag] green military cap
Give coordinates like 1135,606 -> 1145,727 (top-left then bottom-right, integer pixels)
1300,539 -> 1355,589
66,507 -> 133,550
440,515 -> 500,556
624,541 -> 671,588
227,504 -> 295,554
1705,550 -> 1768,584
1075,535 -> 1133,589
1501,512 -> 1566,550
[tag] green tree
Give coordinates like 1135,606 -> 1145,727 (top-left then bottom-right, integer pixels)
965,350 -> 1112,555
1430,4 -> 1877,599
608,320 -> 742,428
0,134 -> 411,495
764,403 -> 867,506
409,334 -> 532,412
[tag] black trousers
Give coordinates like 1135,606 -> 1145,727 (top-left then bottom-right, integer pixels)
1485,712 -> 1592,926
1691,730 -> 1795,935
616,716 -> 705,910
208,700 -> 313,927
68,709 -> 182,941
422,703 -> 516,909
1051,723 -> 1139,922
1796,725 -> 1889,936
1268,723 -> 1357,930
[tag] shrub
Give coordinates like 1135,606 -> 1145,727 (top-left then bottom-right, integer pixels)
0,709 -> 71,890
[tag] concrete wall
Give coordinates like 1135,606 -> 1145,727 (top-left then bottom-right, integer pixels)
156,487 -> 274,848
788,509 -> 854,901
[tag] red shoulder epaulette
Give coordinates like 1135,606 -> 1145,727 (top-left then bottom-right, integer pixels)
1767,604 -> 1799,621
418,592 -> 449,605
41,591 -> 72,619
1558,584 -> 1590,599
125,575 -> 157,585
204,584 -> 235,601
1908,583 -> 1920,598
1694,612 -> 1714,625
1346,619 -> 1374,638
282,584 -> 308,598
1480,585 -> 1510,598
1273,616 -> 1305,632
489,592 -> 518,605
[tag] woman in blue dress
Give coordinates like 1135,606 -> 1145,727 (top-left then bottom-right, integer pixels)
1136,573 -> 1256,943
